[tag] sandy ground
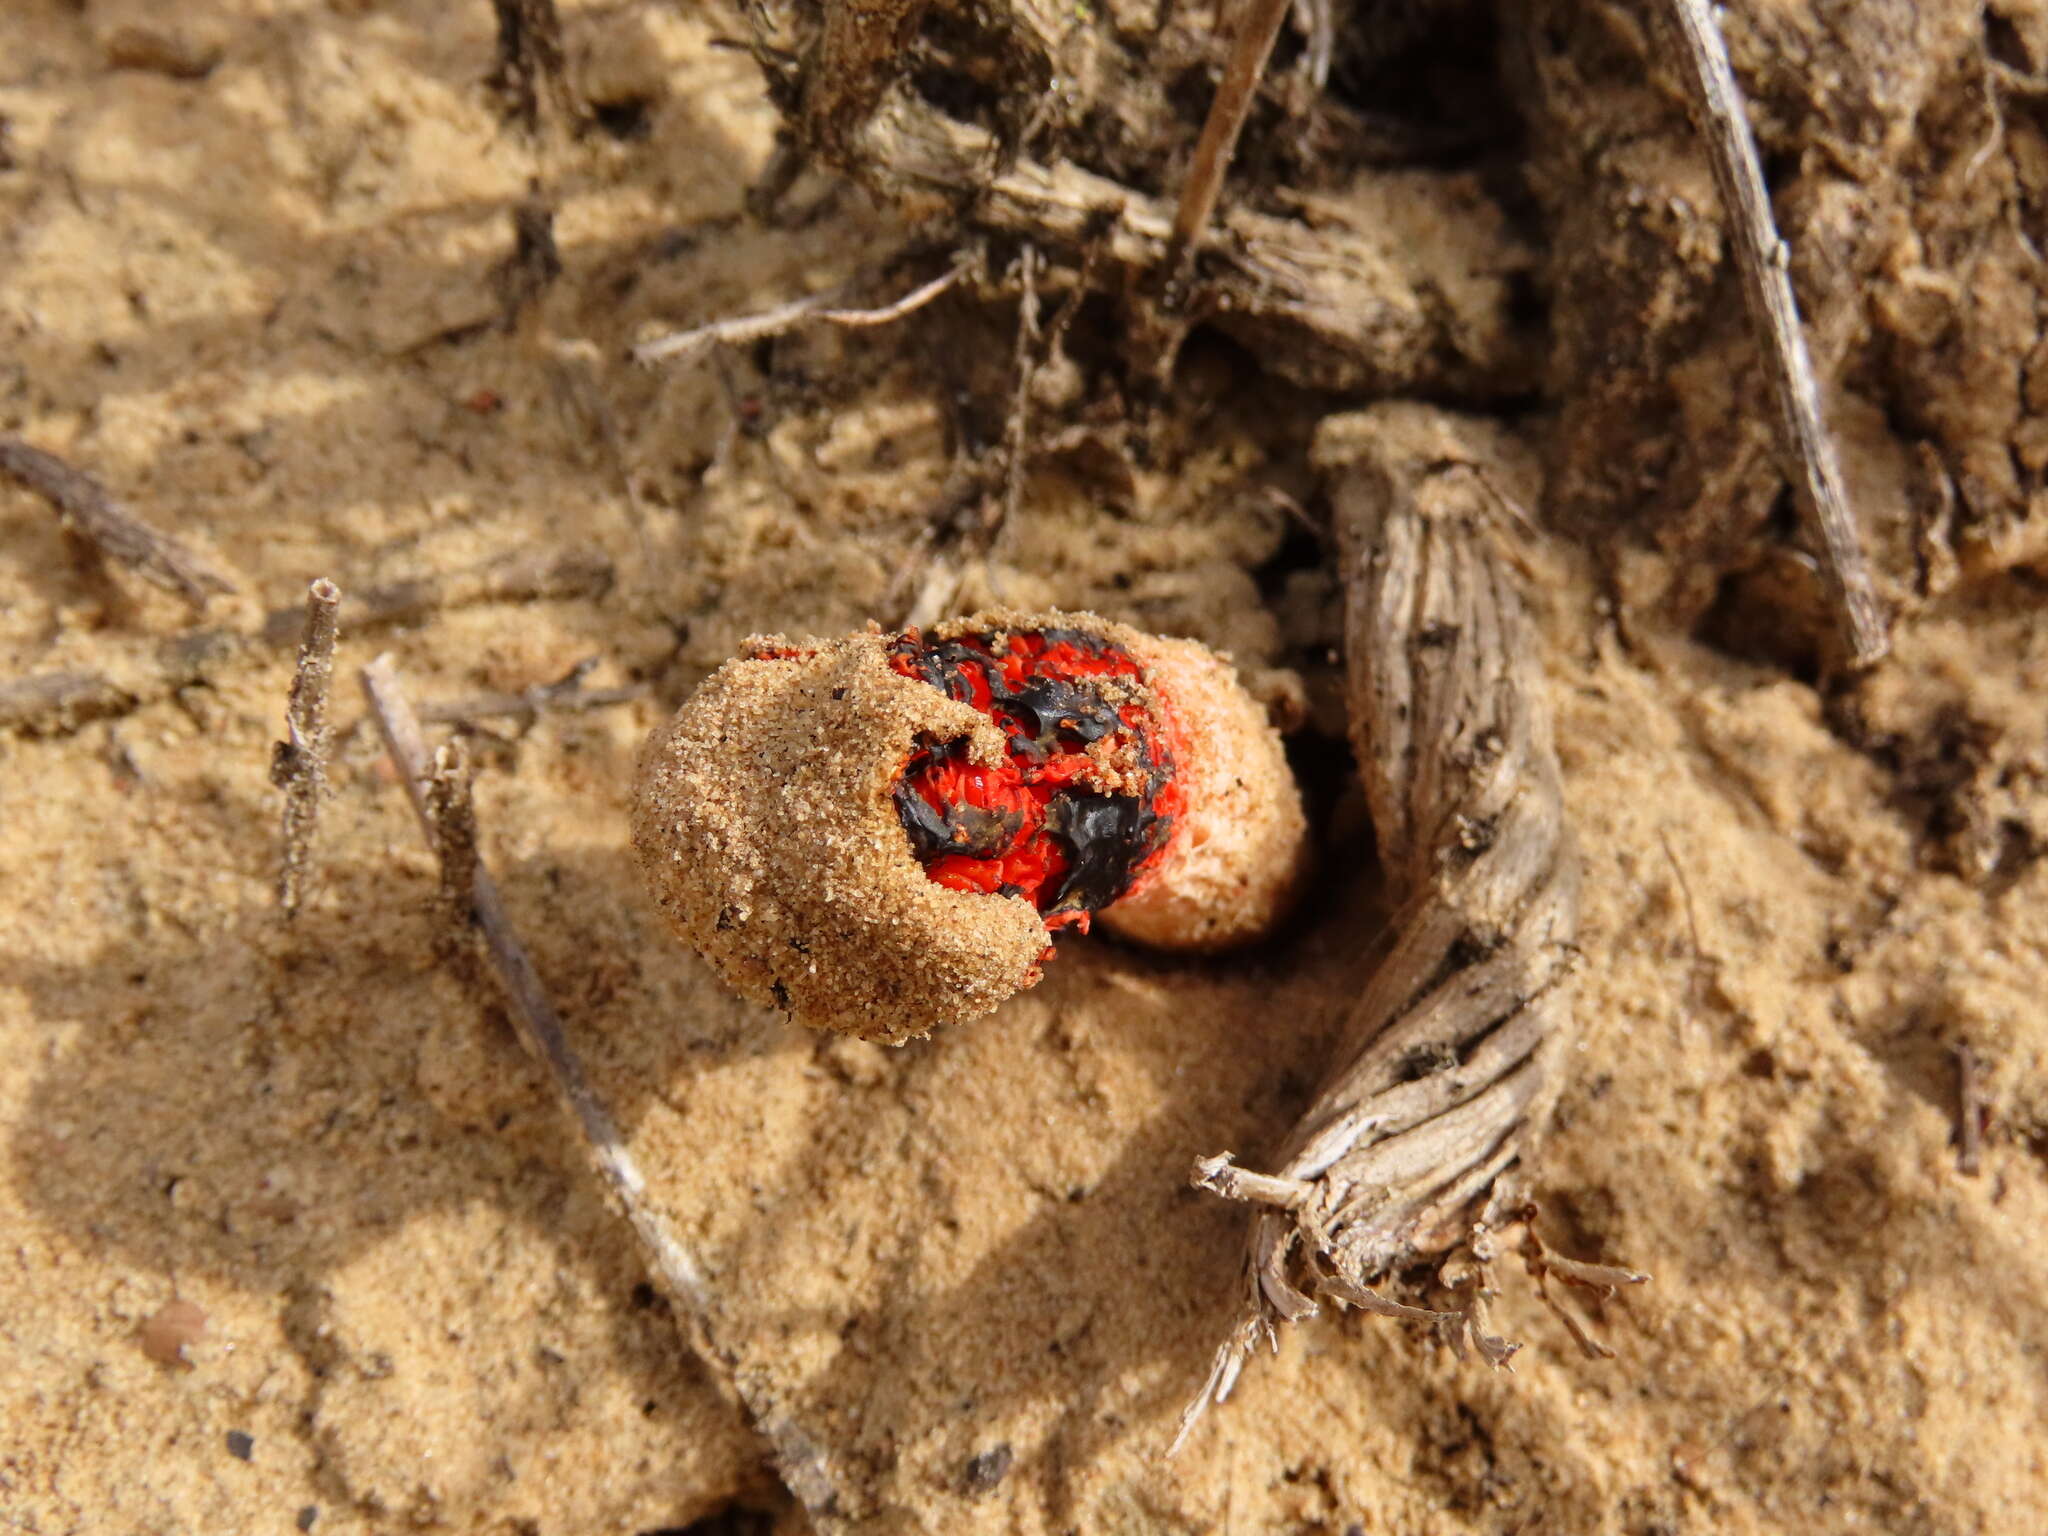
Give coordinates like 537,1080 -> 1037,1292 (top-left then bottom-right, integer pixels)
5,2 -> 2048,1534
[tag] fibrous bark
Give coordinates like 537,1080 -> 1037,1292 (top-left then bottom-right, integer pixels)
1182,404 -> 1582,1437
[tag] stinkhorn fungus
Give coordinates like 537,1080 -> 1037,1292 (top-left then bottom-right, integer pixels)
631,611 -> 1306,1042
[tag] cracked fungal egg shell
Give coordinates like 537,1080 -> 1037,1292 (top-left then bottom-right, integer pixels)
630,612 -> 1307,1042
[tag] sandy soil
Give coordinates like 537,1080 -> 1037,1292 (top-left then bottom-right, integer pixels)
4,3 -> 2047,1534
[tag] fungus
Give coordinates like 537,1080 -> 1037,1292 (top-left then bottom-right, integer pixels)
631,610 -> 1306,1042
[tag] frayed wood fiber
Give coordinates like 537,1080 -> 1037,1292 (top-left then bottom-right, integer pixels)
1182,405 -> 1582,1440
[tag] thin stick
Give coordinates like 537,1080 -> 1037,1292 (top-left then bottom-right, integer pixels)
1649,0 -> 1888,667
998,245 -> 1042,542
425,738 -> 481,958
3,551 -> 619,739
1955,1043 -> 1985,1177
410,657 -> 645,727
631,261 -> 965,364
270,579 -> 341,918
1164,0 -> 1292,294
358,654 -> 717,1318
0,434 -> 236,607
0,671 -> 134,734
256,546 -> 614,644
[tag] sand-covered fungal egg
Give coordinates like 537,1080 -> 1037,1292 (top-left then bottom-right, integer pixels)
631,611 -> 1306,1042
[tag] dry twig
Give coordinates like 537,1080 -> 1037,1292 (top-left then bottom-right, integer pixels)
270,578 -> 341,918
631,260 -> 967,365
424,737 -> 481,962
360,655 -> 843,1519
0,434 -> 236,607
360,654 -> 720,1319
1165,0 -> 1292,294
1518,1211 -> 1649,1360
1955,1043 -> 1986,1177
2,551 -> 616,739
1179,405 -> 1585,1447
486,0 -> 570,133
410,657 -> 646,728
1648,0 -> 1888,667
493,196 -> 563,333
998,245 -> 1043,543
256,547 -> 613,644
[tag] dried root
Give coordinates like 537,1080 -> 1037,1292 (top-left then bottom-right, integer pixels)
1179,404 -> 1585,1445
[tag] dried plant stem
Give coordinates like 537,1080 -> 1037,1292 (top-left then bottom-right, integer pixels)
998,245 -> 1043,541
425,738 -> 481,958
0,434 -> 235,607
1165,0 -> 1291,292
1955,1043 -> 1985,1176
632,261 -> 965,364
360,656 -> 841,1518
1179,405 -> 1584,1448
776,82 -> 1530,394
4,550 -> 616,739
1649,0 -> 1888,667
257,547 -> 613,644
360,653 -> 717,1320
410,658 -> 645,727
271,579 -> 341,918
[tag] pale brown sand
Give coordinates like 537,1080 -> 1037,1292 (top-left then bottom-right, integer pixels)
4,4 -> 2047,1535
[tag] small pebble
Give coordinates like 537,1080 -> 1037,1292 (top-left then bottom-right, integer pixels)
138,1298 -> 206,1368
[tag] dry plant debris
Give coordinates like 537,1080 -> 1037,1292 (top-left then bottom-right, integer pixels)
739,0 -> 1536,396
1181,404 -> 1597,1442
270,578 -> 340,918
0,433 -> 236,607
631,256 -> 969,365
359,655 -> 719,1325
1646,0 -> 1889,666
0,549 -> 613,740
360,653 -> 852,1525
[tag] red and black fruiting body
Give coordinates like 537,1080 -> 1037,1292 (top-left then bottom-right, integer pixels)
887,626 -> 1188,930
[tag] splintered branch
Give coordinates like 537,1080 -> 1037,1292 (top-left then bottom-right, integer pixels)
0,434 -> 236,607
1519,1212 -> 1650,1360
1649,0 -> 1888,667
1165,0 -> 1292,292
631,260 -> 967,365
361,655 -> 720,1318
270,579 -> 341,918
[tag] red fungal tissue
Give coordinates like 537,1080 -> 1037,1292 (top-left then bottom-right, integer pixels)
886,624 -> 1188,933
